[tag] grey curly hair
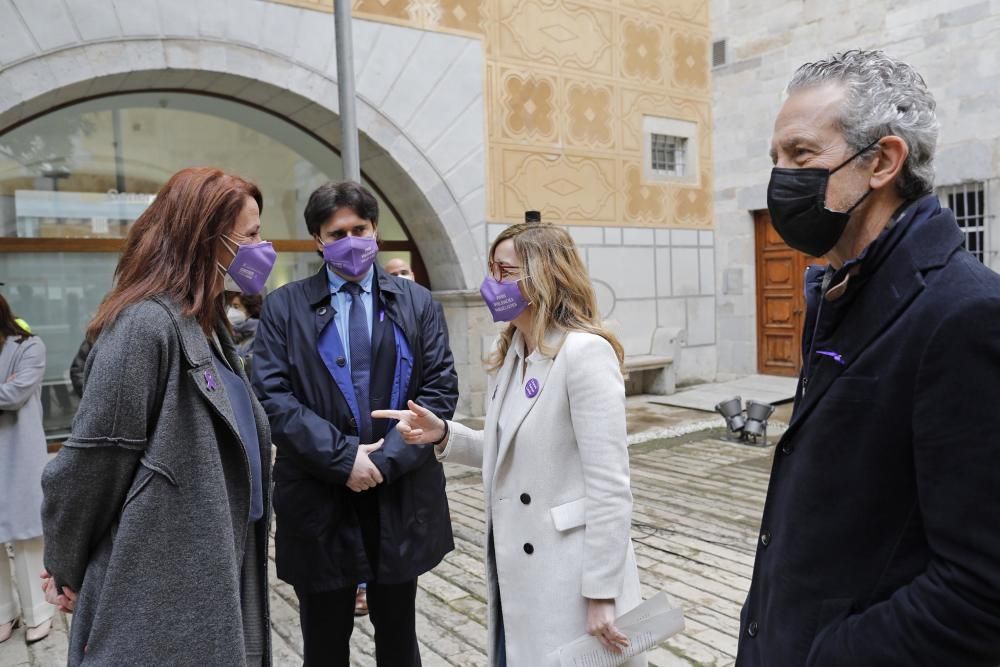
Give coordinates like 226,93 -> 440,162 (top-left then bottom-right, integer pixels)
788,50 -> 939,200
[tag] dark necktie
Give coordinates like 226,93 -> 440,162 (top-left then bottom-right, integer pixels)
342,282 -> 372,443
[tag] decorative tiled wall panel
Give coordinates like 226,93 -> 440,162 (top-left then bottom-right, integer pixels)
269,0 -> 713,228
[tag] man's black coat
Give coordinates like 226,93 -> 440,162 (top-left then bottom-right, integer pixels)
252,265 -> 457,591
738,196 -> 1000,666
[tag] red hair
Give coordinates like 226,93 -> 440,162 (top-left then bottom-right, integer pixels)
88,167 -> 262,340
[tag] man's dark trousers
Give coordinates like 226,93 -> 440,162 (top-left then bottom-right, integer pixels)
297,578 -> 420,666
296,486 -> 420,666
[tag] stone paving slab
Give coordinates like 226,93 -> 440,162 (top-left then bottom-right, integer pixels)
4,402 -> 773,667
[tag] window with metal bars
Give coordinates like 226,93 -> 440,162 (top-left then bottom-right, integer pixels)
712,39 -> 727,67
938,182 -> 989,263
650,134 -> 686,177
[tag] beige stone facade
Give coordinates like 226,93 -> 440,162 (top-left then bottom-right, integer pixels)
264,0 -> 722,405
272,0 -> 715,230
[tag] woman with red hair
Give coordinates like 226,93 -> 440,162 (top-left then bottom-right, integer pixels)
41,168 -> 277,666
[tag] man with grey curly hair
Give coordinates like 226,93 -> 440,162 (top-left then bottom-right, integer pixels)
738,50 -> 1000,666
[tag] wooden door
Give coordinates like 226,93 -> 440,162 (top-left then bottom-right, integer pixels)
754,210 -> 809,377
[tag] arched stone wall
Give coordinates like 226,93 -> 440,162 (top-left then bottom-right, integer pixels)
0,0 -> 487,289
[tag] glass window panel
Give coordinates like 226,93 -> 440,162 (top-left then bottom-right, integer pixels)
967,232 -> 979,254
0,252 -> 115,438
267,250 -> 326,292
0,92 -> 423,440
0,92 -> 408,242
939,183 -> 989,264
376,204 -> 407,241
650,133 -> 686,176
952,191 -> 965,218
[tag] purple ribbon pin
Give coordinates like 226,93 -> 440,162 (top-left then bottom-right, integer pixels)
205,370 -> 218,391
816,350 -> 845,365
525,378 -> 540,398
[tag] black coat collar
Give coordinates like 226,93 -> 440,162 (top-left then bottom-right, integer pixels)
788,195 -> 964,430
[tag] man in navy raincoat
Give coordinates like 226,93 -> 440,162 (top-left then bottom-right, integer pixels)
253,181 -> 457,666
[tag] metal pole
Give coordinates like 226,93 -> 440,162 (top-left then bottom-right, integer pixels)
334,0 -> 361,183
111,108 -> 126,193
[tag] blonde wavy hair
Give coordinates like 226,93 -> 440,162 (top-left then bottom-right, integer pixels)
486,222 -> 625,373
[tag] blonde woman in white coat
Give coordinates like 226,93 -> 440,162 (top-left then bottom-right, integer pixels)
375,223 -> 645,666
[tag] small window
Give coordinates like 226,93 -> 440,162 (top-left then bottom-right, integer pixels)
712,39 -> 727,68
642,116 -> 699,185
650,134 -> 687,177
938,182 -> 989,263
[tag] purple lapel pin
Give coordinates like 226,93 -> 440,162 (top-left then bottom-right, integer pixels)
525,378 -> 540,398
205,370 -> 218,391
816,350 -> 845,365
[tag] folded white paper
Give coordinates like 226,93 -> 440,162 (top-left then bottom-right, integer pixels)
555,593 -> 685,667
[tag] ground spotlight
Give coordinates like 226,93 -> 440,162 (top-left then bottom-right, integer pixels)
714,396 -> 776,446
715,396 -> 745,434
743,400 -> 776,445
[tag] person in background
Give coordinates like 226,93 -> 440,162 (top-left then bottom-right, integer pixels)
0,293 -> 54,646
253,181 -> 458,666
68,339 -> 91,399
383,258 -> 414,281
40,167 -> 276,666
227,291 -> 264,370
383,258 -> 449,346
375,223 -> 645,666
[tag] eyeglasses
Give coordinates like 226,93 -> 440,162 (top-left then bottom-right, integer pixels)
488,261 -> 523,282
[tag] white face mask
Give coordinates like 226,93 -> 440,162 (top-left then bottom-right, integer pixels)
226,306 -> 247,326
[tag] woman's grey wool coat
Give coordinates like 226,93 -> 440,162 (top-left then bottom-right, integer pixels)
41,297 -> 272,667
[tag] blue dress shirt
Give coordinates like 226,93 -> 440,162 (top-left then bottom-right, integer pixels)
325,265 -> 374,369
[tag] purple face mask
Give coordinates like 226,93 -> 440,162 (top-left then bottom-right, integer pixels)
323,235 -> 379,278
480,275 -> 530,322
219,236 -> 277,295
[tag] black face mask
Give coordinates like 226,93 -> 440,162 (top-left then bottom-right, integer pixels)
767,139 -> 879,257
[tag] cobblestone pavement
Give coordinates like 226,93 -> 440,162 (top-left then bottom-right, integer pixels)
4,400 -> 778,666
341,431 -> 768,667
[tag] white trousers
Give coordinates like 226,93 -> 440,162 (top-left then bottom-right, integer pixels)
0,537 -> 54,628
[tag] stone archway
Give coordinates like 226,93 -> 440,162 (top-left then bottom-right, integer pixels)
0,5 -> 486,290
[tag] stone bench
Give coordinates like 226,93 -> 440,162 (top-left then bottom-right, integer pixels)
623,326 -> 683,396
